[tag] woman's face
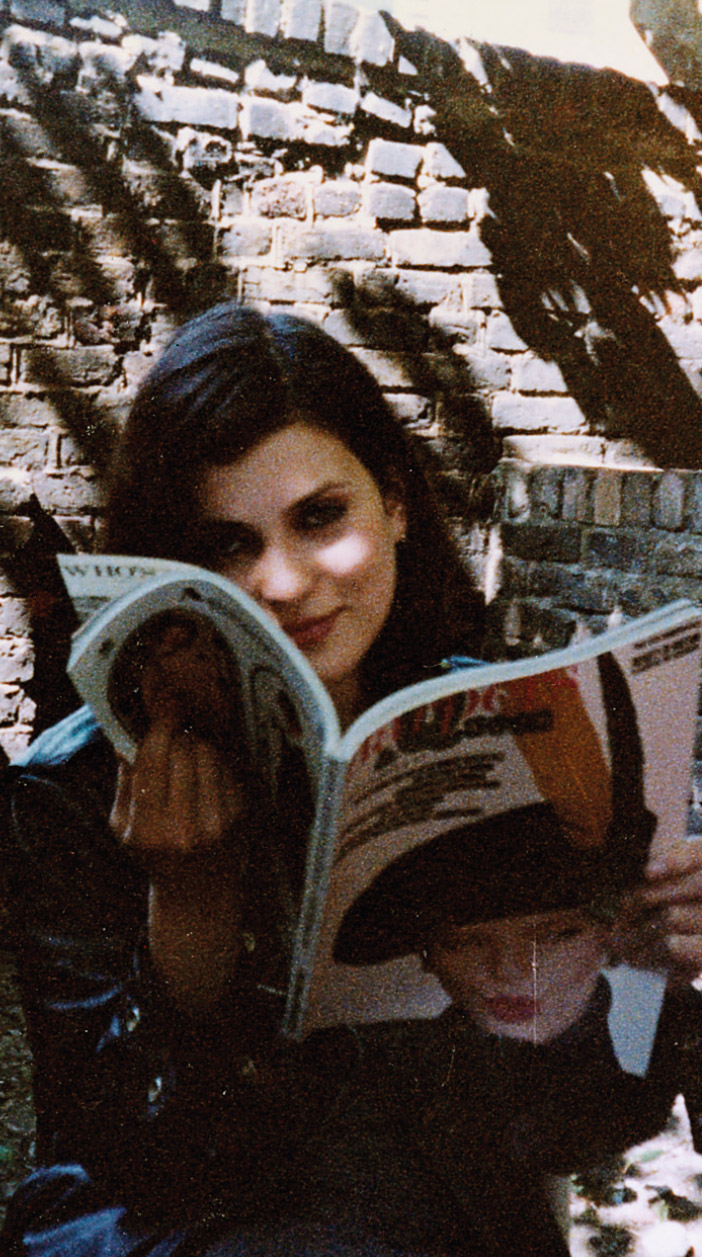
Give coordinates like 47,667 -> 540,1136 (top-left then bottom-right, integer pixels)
426,908 -> 609,1045
196,423 -> 406,721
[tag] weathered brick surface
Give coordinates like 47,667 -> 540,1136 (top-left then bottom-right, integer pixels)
592,472 -> 622,527
283,0 -> 321,40
417,186 -> 469,224
361,92 -> 410,128
313,182 -> 361,216
492,394 -> 586,432
365,182 -> 415,222
324,1 -> 357,56
277,222 -> 385,261
500,521 -> 581,564
580,528 -> 649,571
4,0 -> 702,747
654,471 -> 685,530
302,80 -> 357,114
366,139 -> 425,179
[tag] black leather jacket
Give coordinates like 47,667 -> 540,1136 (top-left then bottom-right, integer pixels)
3,708 -> 702,1257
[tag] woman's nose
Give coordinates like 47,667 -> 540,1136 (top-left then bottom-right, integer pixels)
249,544 -> 311,605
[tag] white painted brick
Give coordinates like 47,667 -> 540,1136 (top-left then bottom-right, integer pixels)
395,270 -> 461,306
136,78 -> 239,128
278,222 -> 385,260
351,10 -> 393,66
421,142 -> 466,180
190,58 -> 240,86
657,314 -> 702,358
365,182 -> 415,222
219,221 -> 273,256
464,271 -> 503,309
673,251 -> 702,283
511,356 -> 568,393
367,139 -> 425,179
418,185 -> 468,224
324,0 -> 357,56
78,41 -> 135,82
70,15 -> 124,37
361,92 -> 411,128
245,59 -> 296,95
283,0 -> 322,40
245,0 -> 281,36
314,182 -> 361,216
502,435 -> 607,464
302,115 -> 351,146
486,312 -> 528,352
123,33 -> 186,73
240,97 -> 297,140
458,347 -> 510,390
353,349 -> 414,387
390,228 -> 491,269
492,393 -> 586,432
302,80 -> 358,114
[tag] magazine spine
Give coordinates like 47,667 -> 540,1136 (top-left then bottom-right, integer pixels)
283,757 -> 346,1038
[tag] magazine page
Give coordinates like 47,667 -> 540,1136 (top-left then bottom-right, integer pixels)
62,558 -> 339,802
288,609 -> 702,1079
58,553 -> 198,623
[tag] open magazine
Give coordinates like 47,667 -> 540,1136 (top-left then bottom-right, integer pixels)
58,554 -> 702,1074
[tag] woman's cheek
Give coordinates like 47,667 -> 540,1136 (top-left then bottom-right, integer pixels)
322,535 -> 373,578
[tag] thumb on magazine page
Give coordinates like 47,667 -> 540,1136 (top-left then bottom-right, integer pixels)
616,838 -> 702,983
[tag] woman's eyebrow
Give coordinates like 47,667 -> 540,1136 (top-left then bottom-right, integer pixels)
286,480 -> 349,514
291,480 -> 348,503
198,516 -> 257,533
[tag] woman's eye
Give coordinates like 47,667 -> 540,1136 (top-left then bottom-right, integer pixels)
297,499 -> 347,532
195,525 -> 259,566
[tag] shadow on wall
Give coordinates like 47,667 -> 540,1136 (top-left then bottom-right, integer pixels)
384,14 -> 702,469
7,9 -> 702,733
332,270 -> 500,518
0,32 -> 500,739
631,0 -> 702,93
0,46 -> 236,738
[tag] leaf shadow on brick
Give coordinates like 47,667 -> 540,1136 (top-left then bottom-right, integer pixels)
383,15 -> 702,469
0,50 -> 236,736
331,270 -> 501,518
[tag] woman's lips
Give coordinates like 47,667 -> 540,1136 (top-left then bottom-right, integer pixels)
484,996 -> 540,1024
284,611 -> 340,650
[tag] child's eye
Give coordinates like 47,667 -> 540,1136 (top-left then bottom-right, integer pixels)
297,499 -> 348,532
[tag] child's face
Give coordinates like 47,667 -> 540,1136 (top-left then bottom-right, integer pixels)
426,907 -> 609,1044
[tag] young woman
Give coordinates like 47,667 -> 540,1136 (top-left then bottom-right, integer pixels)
3,303 -> 702,1257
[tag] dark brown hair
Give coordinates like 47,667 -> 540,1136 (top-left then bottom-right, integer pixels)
104,303 -> 484,699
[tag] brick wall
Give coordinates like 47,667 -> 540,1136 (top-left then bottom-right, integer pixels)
492,463 -> 702,649
3,2 -> 702,756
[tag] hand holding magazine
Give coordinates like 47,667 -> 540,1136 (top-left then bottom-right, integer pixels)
59,554 -> 702,1074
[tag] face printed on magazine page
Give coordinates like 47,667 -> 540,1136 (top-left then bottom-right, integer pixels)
425,908 -> 610,1045
196,422 -> 406,721
108,610 -> 240,751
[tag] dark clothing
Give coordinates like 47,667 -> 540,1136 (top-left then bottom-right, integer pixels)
2,709 -> 702,1256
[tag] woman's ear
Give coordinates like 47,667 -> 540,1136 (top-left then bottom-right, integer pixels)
383,489 -> 407,543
